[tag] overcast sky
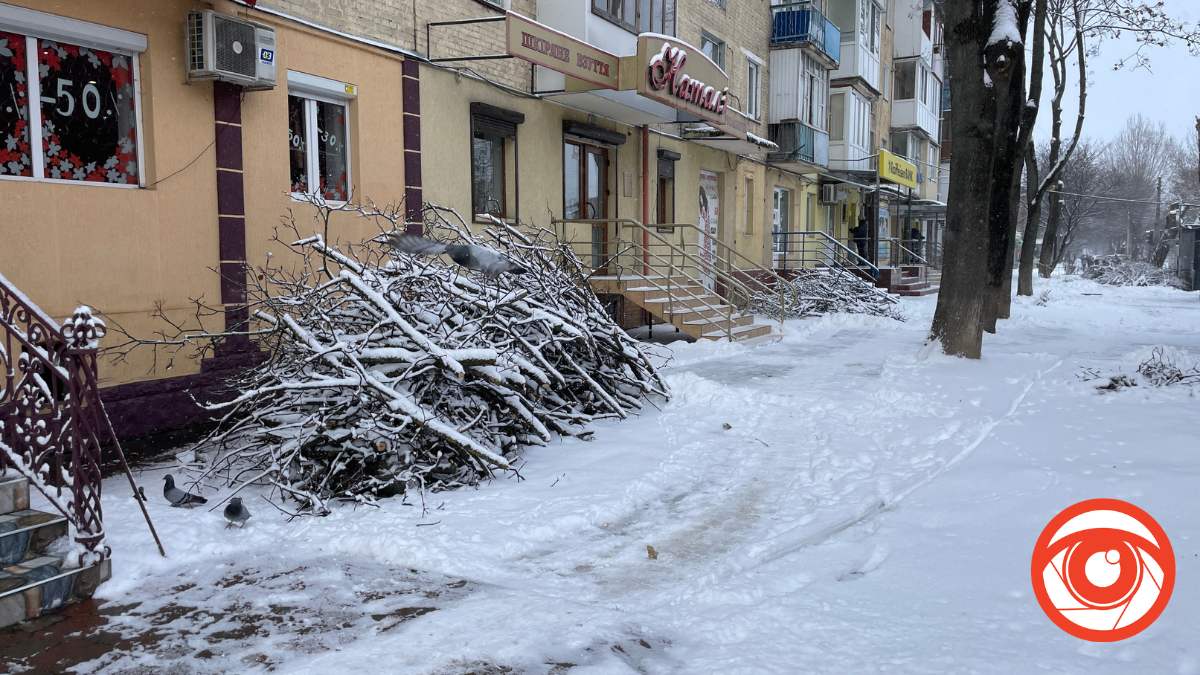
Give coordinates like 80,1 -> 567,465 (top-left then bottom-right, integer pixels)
1031,0 -> 1199,146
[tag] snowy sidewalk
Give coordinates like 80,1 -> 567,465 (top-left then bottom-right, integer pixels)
9,275 -> 1199,674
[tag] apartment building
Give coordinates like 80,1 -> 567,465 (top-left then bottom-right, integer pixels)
0,0 -> 948,438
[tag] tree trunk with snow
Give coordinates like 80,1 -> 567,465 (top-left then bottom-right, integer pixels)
929,0 -> 1002,357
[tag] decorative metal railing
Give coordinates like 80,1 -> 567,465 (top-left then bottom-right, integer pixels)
0,273 -> 164,564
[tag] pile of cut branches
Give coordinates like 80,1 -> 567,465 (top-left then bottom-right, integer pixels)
1137,346 -> 1200,387
1082,256 -> 1185,289
112,202 -> 667,514
771,268 -> 903,320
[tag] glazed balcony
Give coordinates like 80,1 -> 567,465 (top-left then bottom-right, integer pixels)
770,3 -> 840,69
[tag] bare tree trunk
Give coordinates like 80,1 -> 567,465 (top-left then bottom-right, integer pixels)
930,0 -> 999,357
1018,146 -> 1042,295
997,165 -> 1023,318
981,7 -> 1028,333
1039,189 -> 1062,277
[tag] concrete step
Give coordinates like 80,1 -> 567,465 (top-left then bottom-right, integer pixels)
896,286 -> 939,296
1,509 -> 70,566
703,323 -> 774,341
0,475 -> 112,629
0,556 -> 111,628
0,475 -> 30,516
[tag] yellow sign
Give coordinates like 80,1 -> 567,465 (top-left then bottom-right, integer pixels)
506,13 -> 620,90
878,149 -> 918,189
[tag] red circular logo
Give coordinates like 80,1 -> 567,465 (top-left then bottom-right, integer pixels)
1031,499 -> 1175,641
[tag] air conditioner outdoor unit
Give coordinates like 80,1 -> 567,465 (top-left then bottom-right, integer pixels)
820,184 -> 838,204
187,10 -> 277,89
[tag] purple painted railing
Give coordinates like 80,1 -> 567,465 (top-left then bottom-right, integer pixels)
0,274 -> 108,563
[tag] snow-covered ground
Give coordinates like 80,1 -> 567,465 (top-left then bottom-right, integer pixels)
73,275 -> 1200,674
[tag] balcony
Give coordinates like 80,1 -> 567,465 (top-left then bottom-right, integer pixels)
891,99 -> 939,142
767,121 -> 829,168
771,3 -> 840,69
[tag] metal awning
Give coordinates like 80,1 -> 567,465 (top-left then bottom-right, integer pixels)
542,89 -> 678,126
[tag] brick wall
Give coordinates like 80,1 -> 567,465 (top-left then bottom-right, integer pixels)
260,0 -> 535,90
674,0 -> 772,141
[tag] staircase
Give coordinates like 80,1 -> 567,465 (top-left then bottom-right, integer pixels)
558,218 -> 795,342
877,266 -> 940,296
0,474 -> 110,628
591,276 -> 774,341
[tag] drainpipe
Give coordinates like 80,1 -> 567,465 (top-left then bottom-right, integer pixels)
643,124 -> 653,278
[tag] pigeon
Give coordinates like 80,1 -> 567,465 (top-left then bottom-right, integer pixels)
163,474 -> 207,508
223,497 -> 251,528
386,233 -> 528,279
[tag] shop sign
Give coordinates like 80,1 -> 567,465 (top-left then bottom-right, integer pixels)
635,35 -> 744,140
878,149 -> 918,190
506,13 -> 620,90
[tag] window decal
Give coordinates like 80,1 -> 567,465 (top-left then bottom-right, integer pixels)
38,39 -> 138,183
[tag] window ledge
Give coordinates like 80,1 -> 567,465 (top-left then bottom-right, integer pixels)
0,174 -> 141,189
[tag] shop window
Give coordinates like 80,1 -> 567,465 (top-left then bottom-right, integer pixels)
746,58 -> 761,120
473,128 -> 507,218
772,188 -> 790,253
700,31 -> 725,71
0,21 -> 144,185
657,150 -> 678,225
288,95 -> 349,201
592,0 -> 675,35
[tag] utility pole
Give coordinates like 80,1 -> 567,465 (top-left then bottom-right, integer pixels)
1153,175 -> 1162,247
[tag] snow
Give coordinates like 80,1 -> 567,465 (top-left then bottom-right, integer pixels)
989,0 -> 1023,47
68,274 -> 1200,673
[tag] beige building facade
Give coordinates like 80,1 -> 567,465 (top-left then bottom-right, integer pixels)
0,0 -> 945,439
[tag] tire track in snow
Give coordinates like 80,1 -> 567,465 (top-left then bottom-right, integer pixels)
738,359 -> 1064,571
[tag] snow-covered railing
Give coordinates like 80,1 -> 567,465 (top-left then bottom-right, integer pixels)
0,275 -> 109,564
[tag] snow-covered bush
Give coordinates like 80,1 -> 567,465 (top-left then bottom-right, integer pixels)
1082,256 -> 1185,288
120,202 -> 667,514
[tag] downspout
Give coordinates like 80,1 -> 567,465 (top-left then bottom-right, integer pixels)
642,124 -> 650,276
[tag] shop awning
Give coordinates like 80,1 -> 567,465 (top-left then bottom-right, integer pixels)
682,125 -> 777,155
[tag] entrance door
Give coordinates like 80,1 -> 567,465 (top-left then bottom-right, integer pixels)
565,141 -> 609,272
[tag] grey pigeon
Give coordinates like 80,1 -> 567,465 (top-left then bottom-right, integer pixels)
163,474 -> 207,508
223,497 -> 251,528
387,233 -> 528,279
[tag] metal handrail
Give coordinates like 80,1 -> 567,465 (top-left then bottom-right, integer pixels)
773,230 -> 880,277
885,237 -> 929,265
555,218 -> 797,334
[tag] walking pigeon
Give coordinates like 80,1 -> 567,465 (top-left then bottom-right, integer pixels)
386,233 -> 528,279
223,497 -> 251,528
163,474 -> 207,508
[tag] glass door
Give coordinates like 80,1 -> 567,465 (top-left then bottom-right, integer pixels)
565,140 -> 609,272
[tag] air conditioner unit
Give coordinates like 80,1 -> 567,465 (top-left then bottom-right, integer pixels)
187,10 -> 277,90
820,184 -> 838,204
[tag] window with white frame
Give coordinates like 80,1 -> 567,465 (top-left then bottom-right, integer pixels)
828,92 -> 844,141
802,54 -> 827,130
287,71 -> 355,201
700,31 -> 725,71
894,60 -> 916,100
746,57 -> 761,120
0,6 -> 146,185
